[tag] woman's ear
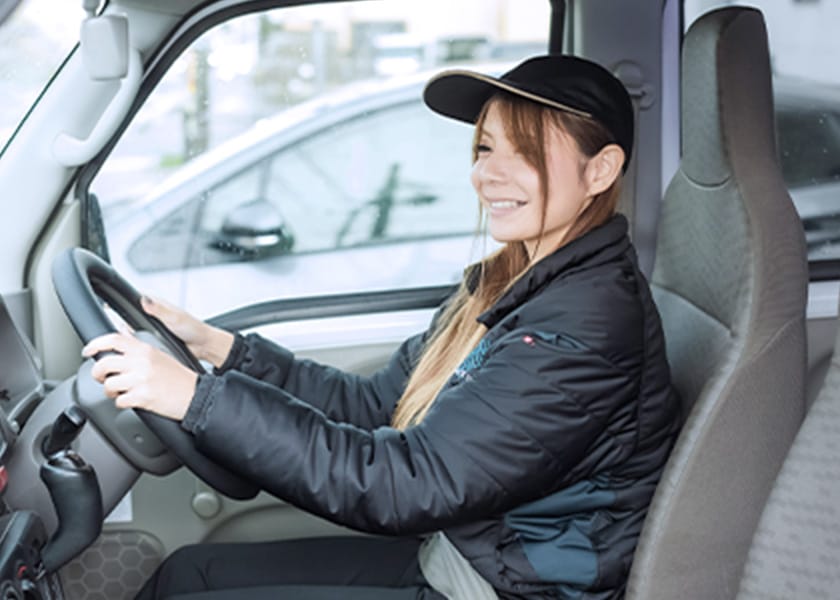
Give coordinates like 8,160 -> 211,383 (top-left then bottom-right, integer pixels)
584,144 -> 625,196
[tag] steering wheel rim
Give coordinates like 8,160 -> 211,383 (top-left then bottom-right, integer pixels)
52,247 -> 259,501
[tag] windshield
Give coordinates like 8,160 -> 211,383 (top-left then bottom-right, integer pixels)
0,0 -> 81,151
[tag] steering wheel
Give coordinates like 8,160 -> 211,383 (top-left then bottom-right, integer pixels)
51,247 -> 259,501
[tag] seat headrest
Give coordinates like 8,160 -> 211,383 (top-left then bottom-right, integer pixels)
681,7 -> 778,186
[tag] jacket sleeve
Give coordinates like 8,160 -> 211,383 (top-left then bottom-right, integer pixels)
213,332 -> 425,430
182,328 -> 637,535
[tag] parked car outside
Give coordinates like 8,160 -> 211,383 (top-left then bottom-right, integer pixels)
101,67 -> 508,319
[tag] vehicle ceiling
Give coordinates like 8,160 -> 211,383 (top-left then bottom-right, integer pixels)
116,0 -> 348,17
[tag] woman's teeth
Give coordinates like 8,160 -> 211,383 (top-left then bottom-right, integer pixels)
490,200 -> 523,209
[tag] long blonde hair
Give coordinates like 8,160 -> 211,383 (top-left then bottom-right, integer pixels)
391,92 -> 624,429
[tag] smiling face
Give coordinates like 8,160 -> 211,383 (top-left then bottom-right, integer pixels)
470,97 -> 624,262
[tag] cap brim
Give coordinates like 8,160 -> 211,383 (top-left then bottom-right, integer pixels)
423,69 -> 593,124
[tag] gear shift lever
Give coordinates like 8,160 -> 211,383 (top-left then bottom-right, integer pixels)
39,405 -> 103,573
42,404 -> 87,457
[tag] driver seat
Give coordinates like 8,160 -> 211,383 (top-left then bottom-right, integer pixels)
626,7 -> 808,599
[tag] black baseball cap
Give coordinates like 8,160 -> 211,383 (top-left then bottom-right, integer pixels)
423,55 -> 634,171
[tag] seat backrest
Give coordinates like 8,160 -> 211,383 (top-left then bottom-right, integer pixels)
737,312 -> 840,597
626,7 -> 809,599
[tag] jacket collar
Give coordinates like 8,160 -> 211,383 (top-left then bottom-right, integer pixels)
475,214 -> 632,328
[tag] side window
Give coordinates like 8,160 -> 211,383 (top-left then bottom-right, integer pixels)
129,99 -> 476,274
93,1 -> 547,316
684,1 -> 840,267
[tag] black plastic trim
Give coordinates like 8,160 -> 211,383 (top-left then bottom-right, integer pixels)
549,0 -> 566,54
208,285 -> 457,331
808,259 -> 840,282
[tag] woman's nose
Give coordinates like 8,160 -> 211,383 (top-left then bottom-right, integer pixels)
475,154 -> 508,184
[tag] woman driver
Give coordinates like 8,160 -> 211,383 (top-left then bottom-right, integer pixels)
84,54 -> 680,599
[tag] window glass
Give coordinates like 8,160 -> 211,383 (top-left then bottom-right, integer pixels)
684,1 -> 840,264
130,99 -> 476,273
0,1 -> 81,151
776,105 -> 840,189
94,0 -> 546,317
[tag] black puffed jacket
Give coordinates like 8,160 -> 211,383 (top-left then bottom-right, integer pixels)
182,214 -> 680,599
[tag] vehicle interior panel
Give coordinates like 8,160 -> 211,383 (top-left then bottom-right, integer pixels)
0,0 -> 838,598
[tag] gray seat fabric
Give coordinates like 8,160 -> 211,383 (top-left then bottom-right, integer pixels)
626,7 -> 809,600
737,316 -> 840,599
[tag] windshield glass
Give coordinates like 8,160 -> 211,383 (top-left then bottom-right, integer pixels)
0,0 -> 81,151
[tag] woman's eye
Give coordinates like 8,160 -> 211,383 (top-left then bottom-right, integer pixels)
475,144 -> 491,154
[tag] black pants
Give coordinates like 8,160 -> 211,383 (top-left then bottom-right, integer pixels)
134,536 -> 446,599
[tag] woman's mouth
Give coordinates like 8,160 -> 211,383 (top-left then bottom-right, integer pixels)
487,199 -> 526,215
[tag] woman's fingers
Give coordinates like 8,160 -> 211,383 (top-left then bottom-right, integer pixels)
102,372 -> 134,399
140,295 -> 165,318
86,334 -> 152,385
113,389 -> 144,410
141,294 -> 206,351
141,295 -> 184,333
82,333 -> 196,420
89,352 -> 127,383
142,294 -> 184,325
82,332 -> 133,359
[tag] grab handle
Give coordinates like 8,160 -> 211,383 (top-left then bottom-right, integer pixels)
52,46 -> 142,167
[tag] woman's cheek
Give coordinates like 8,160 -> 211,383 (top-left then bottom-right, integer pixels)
470,162 -> 482,193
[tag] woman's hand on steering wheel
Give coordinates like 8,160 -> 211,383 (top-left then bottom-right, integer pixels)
140,296 -> 235,369
82,332 -> 198,421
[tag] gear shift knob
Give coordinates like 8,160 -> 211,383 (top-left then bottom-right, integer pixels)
39,406 -> 103,573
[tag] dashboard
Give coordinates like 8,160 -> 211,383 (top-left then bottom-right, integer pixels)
0,295 -> 45,461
